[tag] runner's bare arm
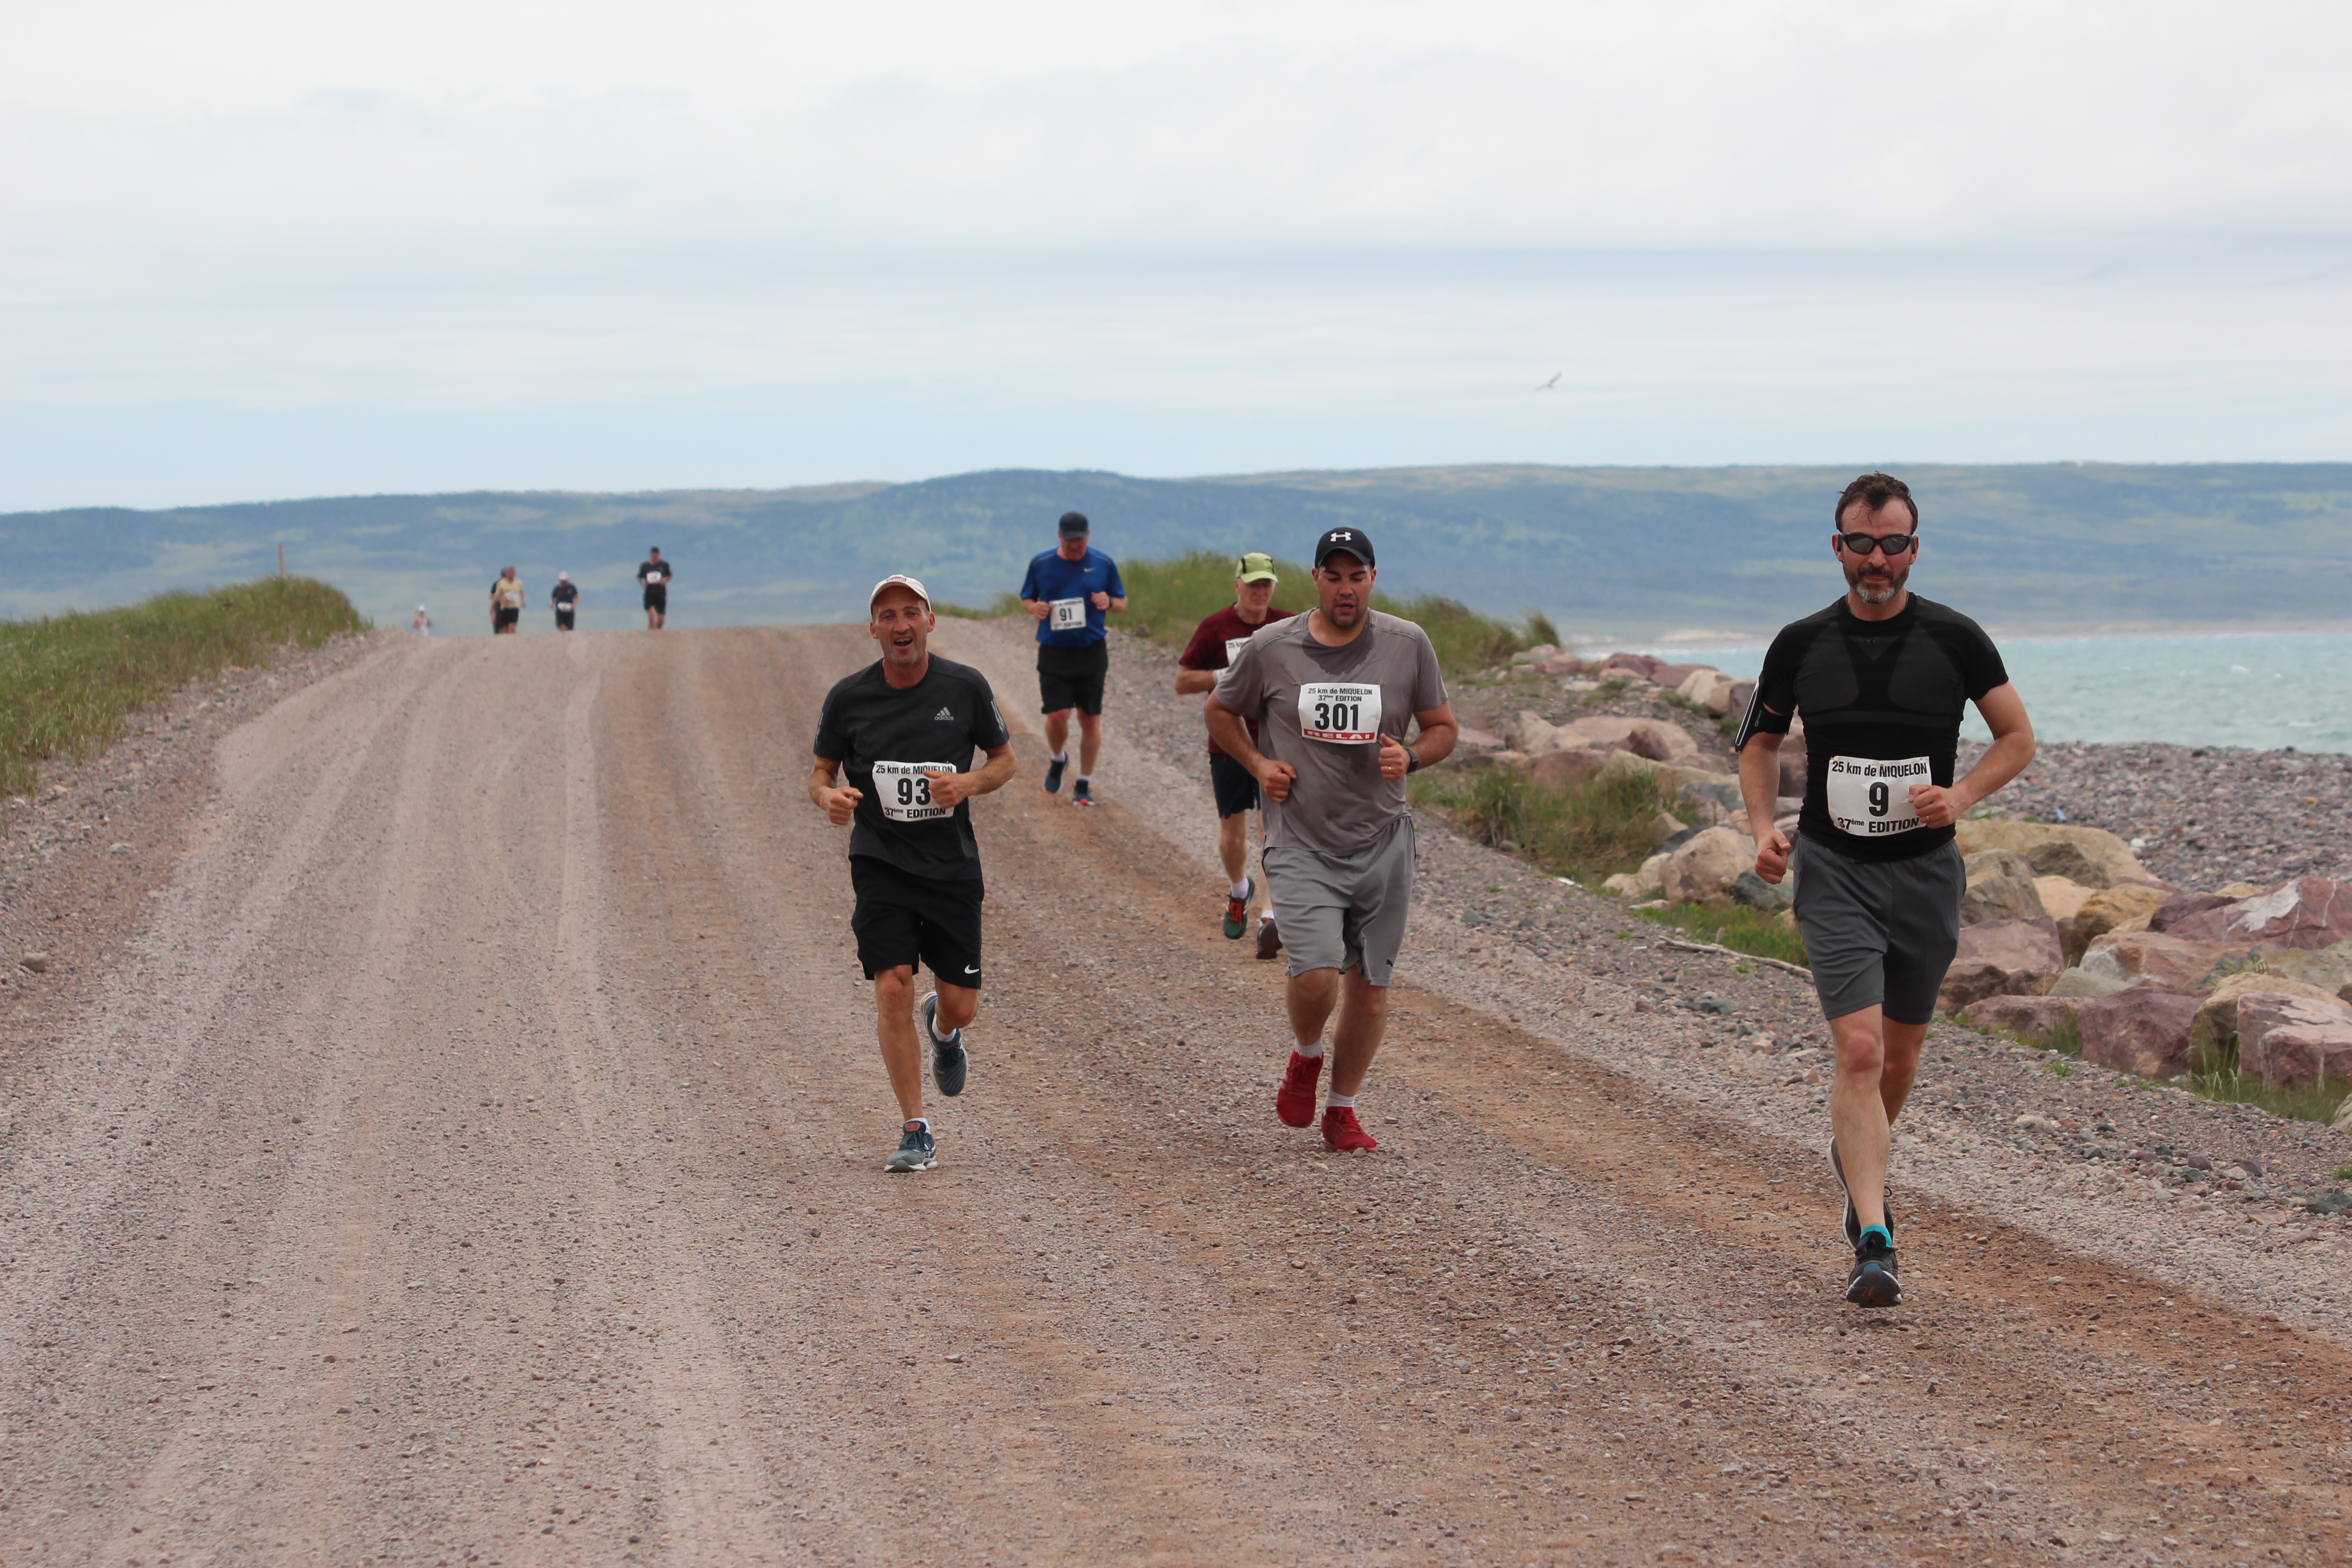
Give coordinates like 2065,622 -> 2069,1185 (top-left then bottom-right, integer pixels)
1019,598 -> 1052,620
1738,722 -> 1791,883
1090,591 -> 1127,612
1911,681 -> 2035,829
1205,694 -> 1296,803
808,756 -> 863,826
925,743 -> 1017,809
1173,669 -> 1217,695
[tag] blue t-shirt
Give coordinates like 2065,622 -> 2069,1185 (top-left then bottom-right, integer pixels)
1018,547 -> 1126,647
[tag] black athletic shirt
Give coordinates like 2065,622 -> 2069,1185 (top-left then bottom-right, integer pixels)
1743,594 -> 2008,863
552,582 -> 578,607
812,656 -> 1011,881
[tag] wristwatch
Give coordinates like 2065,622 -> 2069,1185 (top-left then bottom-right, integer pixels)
1405,750 -> 1421,774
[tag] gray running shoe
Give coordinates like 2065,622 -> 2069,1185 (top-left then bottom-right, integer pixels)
921,992 -> 968,1098
1256,917 -> 1282,961
1829,1138 -> 1894,1249
885,1121 -> 936,1173
1042,755 -> 1068,794
1845,1234 -> 1902,1308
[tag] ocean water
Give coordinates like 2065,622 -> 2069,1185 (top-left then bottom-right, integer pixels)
1613,631 -> 2352,755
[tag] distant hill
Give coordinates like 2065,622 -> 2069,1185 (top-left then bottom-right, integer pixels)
7,463 -> 2349,638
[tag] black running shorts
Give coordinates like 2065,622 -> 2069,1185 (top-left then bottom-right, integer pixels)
850,856 -> 985,986
493,606 -> 520,630
1790,836 -> 1964,1024
642,586 -> 668,612
1209,751 -> 1260,818
1036,642 -> 1108,715
554,609 -> 576,631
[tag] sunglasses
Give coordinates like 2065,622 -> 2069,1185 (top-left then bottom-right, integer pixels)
1837,531 -> 1917,557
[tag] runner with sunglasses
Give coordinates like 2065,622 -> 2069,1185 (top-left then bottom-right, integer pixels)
1735,471 -> 2036,1307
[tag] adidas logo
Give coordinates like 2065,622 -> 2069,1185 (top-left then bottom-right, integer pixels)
933,706 -> 955,722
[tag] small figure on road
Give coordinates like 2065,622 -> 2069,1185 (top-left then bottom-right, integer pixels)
551,572 -> 579,632
1175,551 -> 1295,956
1736,471 -> 2036,1308
638,548 -> 673,630
411,604 -> 432,637
1205,528 -> 1457,1154
1018,511 -> 1125,806
490,567 -> 525,635
809,573 -> 1017,1173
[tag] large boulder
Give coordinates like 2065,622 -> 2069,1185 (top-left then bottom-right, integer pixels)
1938,917 -> 2064,1014
2245,1019 -> 2352,1090
1524,748 -> 1607,789
1511,711 -> 1586,757
2234,994 -> 2352,1086
2150,891 -> 2236,933
1602,852 -> 1670,900
2190,972 -> 2352,1066
1601,750 -> 1742,799
1593,652 -> 1666,682
2244,940 -> 2352,995
2065,883 -> 2172,962
2076,989 -> 2202,1078
1960,850 -> 2046,924
1558,715 -> 1705,765
1659,826 -> 1756,906
1955,820 -> 2151,891
1675,667 -> 1743,716
1651,662 -> 1709,690
2080,931 -> 2253,993
2169,877 -> 2352,952
1775,741 -> 1807,797
1731,869 -> 1792,912
2049,965 -> 2133,999
2034,876 -> 2097,929
1727,679 -> 1757,719
1961,994 -> 2078,1046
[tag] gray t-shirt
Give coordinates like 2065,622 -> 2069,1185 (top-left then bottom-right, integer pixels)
1214,610 -> 1448,857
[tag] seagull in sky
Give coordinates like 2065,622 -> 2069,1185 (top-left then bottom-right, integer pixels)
1537,372 -> 1560,390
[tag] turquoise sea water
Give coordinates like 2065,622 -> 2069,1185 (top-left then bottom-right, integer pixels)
1620,632 -> 2352,755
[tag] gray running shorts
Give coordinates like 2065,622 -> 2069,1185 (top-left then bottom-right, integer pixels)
1263,814 -> 1416,985
1789,835 -> 1964,1025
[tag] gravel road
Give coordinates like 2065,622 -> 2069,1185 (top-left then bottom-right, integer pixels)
3,622 -> 2349,1567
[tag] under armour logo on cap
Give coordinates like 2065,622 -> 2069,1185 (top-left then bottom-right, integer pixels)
1313,527 -> 1376,568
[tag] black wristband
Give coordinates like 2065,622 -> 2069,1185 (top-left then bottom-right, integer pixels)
1406,751 -> 1421,774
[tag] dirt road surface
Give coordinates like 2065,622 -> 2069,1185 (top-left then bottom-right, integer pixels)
5,625 -> 2349,1567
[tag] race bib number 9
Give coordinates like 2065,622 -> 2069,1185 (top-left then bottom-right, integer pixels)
1826,755 -> 1930,838
1222,635 -> 1253,667
1299,681 -> 1382,744
1049,597 -> 1088,632
871,760 -> 953,822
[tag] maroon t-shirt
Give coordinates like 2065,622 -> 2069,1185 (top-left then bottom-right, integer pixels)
1179,603 -> 1296,756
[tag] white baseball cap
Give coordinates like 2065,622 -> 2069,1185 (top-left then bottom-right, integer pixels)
558,571 -> 570,582
868,573 -> 931,611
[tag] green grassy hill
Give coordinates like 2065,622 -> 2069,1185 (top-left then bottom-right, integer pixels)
8,463 -> 2348,636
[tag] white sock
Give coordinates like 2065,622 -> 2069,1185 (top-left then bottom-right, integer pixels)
1260,896 -> 1276,921
1326,1092 -> 1356,1109
1229,878 -> 1250,898
907,1117 -> 930,1131
1294,1039 -> 1325,1059
1052,750 -> 1068,764
1076,774 -> 1091,785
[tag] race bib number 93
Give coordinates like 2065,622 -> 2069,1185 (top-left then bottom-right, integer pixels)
871,760 -> 954,822
1826,755 -> 1929,837
1298,681 -> 1382,744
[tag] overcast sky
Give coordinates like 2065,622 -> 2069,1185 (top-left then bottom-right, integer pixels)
3,0 -> 2347,510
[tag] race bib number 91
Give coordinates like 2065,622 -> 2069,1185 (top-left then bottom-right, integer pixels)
1299,681 -> 1382,744
1049,597 -> 1088,632
1826,755 -> 1929,837
871,760 -> 953,822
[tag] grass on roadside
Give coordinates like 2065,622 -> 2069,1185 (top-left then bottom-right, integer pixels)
1410,762 -> 1694,886
2186,1030 -> 2352,1124
1630,903 -> 1809,968
0,577 -> 365,799
939,549 -> 1555,674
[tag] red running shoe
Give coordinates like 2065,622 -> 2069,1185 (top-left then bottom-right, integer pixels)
1322,1105 -> 1378,1153
1275,1049 -> 1324,1127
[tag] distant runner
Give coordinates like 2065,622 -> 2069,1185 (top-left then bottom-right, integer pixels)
1206,527 -> 1456,1153
550,573 -> 579,632
1176,551 -> 1295,956
1017,511 -> 1126,807
810,573 -> 1017,1173
638,548 -> 673,630
490,567 -> 525,635
1737,471 -> 2035,1308
411,605 -> 432,637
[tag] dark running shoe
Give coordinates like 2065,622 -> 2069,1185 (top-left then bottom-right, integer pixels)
1845,1233 -> 1902,1308
1224,875 -> 1255,939
885,1121 -> 936,1174
1042,755 -> 1068,795
1256,918 -> 1283,961
1275,1049 -> 1324,1128
921,993 -> 968,1098
1071,778 -> 1095,807
1829,1138 -> 1895,1249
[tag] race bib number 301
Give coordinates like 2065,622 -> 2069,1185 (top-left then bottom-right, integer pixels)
1049,597 -> 1088,632
1298,681 -> 1382,744
1825,755 -> 1930,837
871,760 -> 953,822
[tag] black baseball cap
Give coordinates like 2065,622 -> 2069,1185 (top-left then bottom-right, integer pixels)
1058,510 -> 1091,538
1313,526 -> 1375,568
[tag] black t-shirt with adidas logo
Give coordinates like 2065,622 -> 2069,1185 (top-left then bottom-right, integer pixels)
812,655 -> 1011,881
1744,595 -> 2008,863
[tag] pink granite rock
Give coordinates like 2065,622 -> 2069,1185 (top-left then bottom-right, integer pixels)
1938,918 -> 2065,1014
2168,877 -> 2352,951
2079,931 -> 2253,993
2245,1022 -> 2352,1089
2076,989 -> 2202,1078
1960,994 -> 2077,1045
1558,715 -> 1704,765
